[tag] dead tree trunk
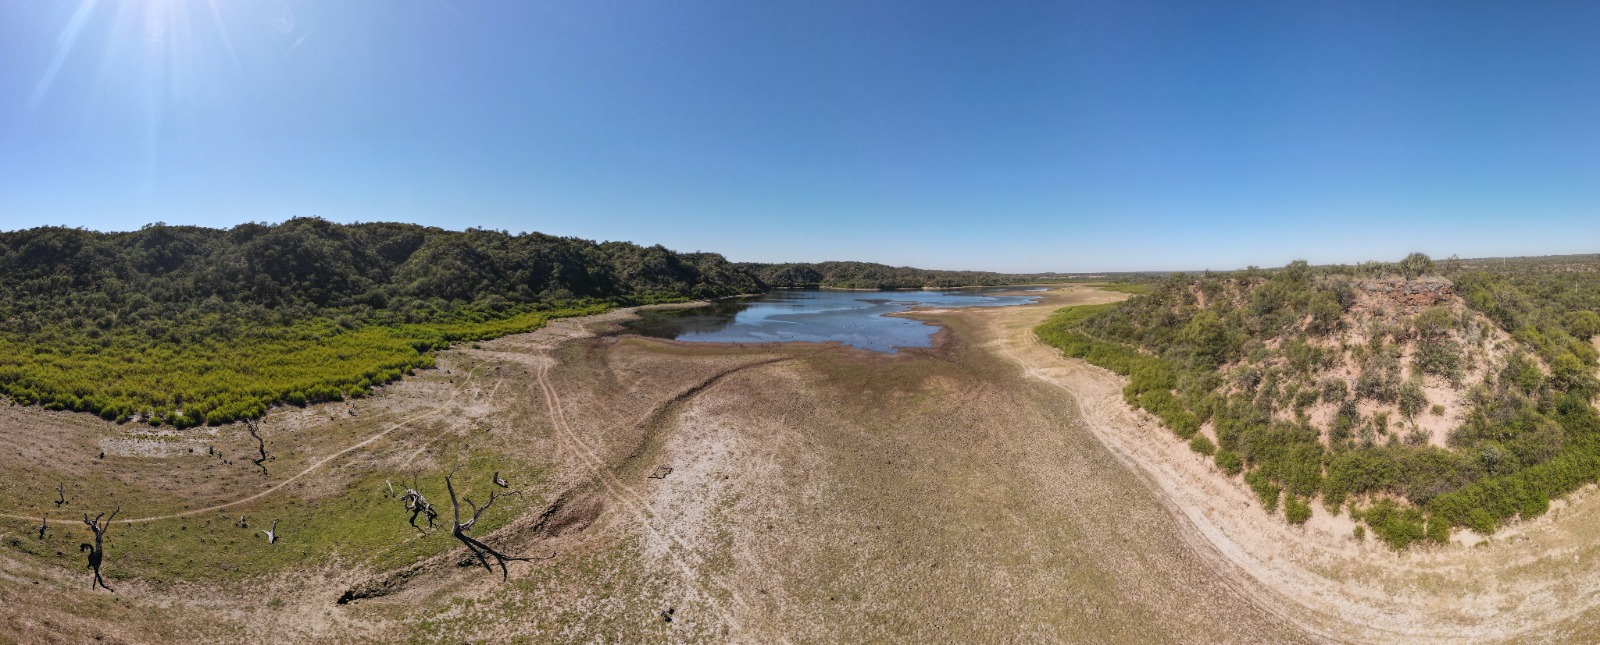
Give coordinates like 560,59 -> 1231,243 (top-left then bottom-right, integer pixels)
245,419 -> 271,477
399,472 -> 438,530
82,506 -> 119,592
445,472 -> 530,580
38,515 -> 47,540
55,483 -> 67,508
262,520 -> 278,544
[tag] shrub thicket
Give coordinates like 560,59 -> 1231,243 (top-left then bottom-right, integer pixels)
1036,254 -> 1600,547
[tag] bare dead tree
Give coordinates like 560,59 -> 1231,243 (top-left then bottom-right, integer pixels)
245,419 -> 271,477
55,483 -> 68,508
445,471 -> 530,580
492,471 -> 509,488
82,506 -> 119,592
38,514 -> 47,540
398,472 -> 438,530
262,520 -> 278,544
237,514 -> 248,529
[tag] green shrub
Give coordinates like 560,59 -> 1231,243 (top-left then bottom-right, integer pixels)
1425,515 -> 1451,544
1359,499 -> 1427,549
1320,378 -> 1349,403
1398,379 -> 1427,420
1413,339 -> 1464,383
1398,253 -> 1435,278
1189,435 -> 1217,456
1284,495 -> 1312,525
1214,450 -> 1243,476
1245,469 -> 1282,512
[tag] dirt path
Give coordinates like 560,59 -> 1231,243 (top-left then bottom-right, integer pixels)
986,286 -> 1600,642
0,366 -> 488,526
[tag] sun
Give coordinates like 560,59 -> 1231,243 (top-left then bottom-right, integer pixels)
27,0 -> 301,113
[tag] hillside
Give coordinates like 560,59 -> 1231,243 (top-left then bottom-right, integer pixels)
0,218 -> 765,427
1037,254 -> 1600,546
0,219 -> 1062,427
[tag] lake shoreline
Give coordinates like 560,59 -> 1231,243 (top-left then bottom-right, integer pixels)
617,287 -> 1039,354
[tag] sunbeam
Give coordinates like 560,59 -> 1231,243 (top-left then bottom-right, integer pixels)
26,0 -> 100,110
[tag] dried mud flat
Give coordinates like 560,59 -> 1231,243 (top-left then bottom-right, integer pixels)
0,290 -> 1596,643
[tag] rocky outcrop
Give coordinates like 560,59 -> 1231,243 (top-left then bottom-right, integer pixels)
1357,276 -> 1454,310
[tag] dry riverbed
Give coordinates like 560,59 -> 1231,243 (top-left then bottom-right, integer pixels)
2,288 -> 1598,642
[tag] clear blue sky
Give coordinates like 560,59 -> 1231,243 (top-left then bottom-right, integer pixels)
3,1 -> 1598,272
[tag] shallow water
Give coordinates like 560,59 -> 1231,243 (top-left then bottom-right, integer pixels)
621,288 -> 1041,353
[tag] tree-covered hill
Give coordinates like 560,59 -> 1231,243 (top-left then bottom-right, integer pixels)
0,218 -> 762,314
0,218 -> 769,427
1037,254 -> 1600,547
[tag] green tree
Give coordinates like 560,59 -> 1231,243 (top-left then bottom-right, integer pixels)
1567,310 -> 1600,339
1398,253 -> 1435,278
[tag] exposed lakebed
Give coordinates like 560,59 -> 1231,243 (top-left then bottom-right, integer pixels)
621,288 -> 1042,353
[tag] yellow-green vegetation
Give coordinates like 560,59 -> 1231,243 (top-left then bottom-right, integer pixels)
0,304 -> 608,427
1038,254 -> 1600,548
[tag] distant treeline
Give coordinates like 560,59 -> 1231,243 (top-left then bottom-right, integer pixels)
0,218 -> 762,316
738,260 -> 1137,290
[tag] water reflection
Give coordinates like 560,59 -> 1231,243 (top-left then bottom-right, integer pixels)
621,288 -> 1041,353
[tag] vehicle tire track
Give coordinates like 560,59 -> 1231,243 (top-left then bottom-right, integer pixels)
533,349 -> 792,643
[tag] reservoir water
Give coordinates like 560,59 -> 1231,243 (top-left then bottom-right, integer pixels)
621,288 -> 1042,353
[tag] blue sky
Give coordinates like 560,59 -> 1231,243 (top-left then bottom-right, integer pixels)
2,1 -> 1598,272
